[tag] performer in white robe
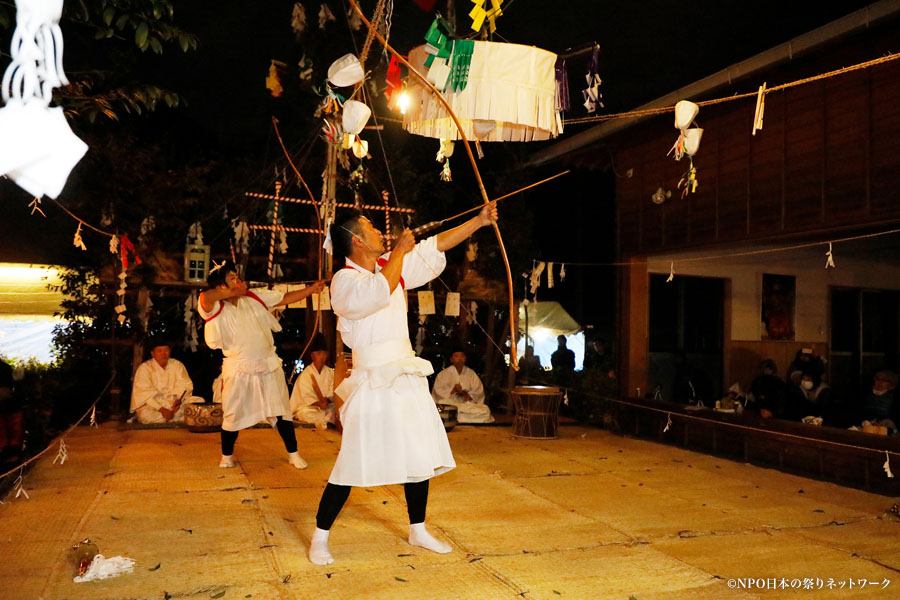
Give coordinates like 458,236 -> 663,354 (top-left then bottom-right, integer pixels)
432,350 -> 493,423
130,342 -> 195,424
308,202 -> 499,565
198,261 -> 324,468
290,333 -> 335,429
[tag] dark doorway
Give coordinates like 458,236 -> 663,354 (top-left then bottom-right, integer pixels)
648,275 -> 724,404
830,287 -> 900,410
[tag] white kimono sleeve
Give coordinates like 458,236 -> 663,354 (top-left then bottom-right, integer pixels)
431,368 -> 457,402
130,362 -> 159,412
464,368 -> 485,404
291,367 -> 321,411
250,287 -> 286,310
331,268 -> 392,320
399,236 -> 446,290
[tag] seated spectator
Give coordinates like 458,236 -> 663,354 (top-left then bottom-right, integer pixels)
583,337 -> 615,378
787,370 -> 834,423
432,348 -> 493,423
749,359 -> 788,419
551,335 -> 576,372
786,348 -> 825,387
0,360 -> 24,464
130,340 -> 194,424
290,334 -> 335,430
860,370 -> 898,434
518,345 -> 544,385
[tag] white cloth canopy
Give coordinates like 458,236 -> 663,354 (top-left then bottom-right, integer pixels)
518,301 -> 581,336
405,41 -> 561,142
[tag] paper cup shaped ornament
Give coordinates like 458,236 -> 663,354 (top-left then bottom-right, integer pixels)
327,54 -> 364,87
682,128 -> 703,156
674,100 -> 699,130
341,100 -> 371,135
351,137 -> 369,159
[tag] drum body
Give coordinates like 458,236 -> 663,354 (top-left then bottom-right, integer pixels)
511,386 -> 562,439
183,402 -> 223,433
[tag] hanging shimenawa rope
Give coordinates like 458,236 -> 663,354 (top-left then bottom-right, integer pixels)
564,52 -> 900,125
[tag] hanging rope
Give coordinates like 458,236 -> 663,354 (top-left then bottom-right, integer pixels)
358,0 -> 388,68
564,52 -> 900,126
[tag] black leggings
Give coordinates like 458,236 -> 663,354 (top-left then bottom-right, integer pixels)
220,416 -> 297,455
315,480 -> 430,530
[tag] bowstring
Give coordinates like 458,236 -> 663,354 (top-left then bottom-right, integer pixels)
342,0 -> 511,362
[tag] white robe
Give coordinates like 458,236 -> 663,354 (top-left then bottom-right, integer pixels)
198,288 -> 290,431
432,365 -> 493,423
329,236 -> 455,487
130,358 -> 193,424
290,364 -> 335,428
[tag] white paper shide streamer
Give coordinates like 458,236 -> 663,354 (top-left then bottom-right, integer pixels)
0,0 -> 87,198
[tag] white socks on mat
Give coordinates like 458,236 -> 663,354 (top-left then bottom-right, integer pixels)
219,455 -> 236,468
288,451 -> 308,469
309,523 -> 451,564
309,527 -> 334,565
408,523 -> 452,554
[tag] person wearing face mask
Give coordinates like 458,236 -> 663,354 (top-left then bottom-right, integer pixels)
860,370 -> 898,433
787,370 -> 834,423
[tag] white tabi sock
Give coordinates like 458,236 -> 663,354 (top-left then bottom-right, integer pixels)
408,522 -> 452,554
308,527 -> 334,565
219,455 -> 236,468
287,451 -> 308,469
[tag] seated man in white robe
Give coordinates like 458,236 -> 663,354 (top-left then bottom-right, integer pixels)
130,341 -> 193,424
290,334 -> 336,429
432,349 -> 493,423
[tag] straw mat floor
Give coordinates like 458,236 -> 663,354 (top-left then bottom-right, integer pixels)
1,423 -> 898,599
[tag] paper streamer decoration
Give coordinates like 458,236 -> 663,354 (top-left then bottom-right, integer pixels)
52,438 -> 68,465
418,290 -> 436,315
547,262 -> 555,289
663,413 -> 672,433
312,286 -> 331,310
0,0 -> 88,199
466,301 -> 478,325
666,261 -> 675,283
884,451 -> 894,479
752,82 -> 767,135
529,262 -> 545,294
469,0 -> 504,34
825,242 -> 835,269
288,284 -> 307,308
445,291 -> 460,316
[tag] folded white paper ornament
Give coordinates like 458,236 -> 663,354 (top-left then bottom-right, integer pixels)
327,53 -> 364,87
674,100 -> 699,130
341,99 -> 371,135
682,127 -> 703,157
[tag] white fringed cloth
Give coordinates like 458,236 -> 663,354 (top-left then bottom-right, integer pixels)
405,41 -> 562,142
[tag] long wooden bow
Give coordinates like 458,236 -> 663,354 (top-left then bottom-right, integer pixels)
347,0 -> 519,370
271,116 -> 325,380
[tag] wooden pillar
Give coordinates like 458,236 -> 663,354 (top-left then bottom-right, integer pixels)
619,256 -> 649,398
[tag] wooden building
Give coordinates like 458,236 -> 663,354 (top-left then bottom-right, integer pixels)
532,2 -> 900,409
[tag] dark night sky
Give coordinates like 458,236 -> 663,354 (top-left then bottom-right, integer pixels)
0,1 -> 885,334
